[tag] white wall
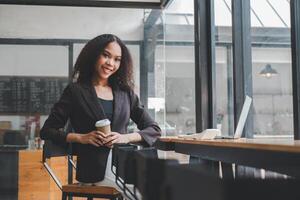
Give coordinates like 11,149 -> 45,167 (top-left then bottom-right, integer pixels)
0,45 -> 68,76
0,5 -> 144,40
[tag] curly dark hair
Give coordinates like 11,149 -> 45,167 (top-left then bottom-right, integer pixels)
73,34 -> 134,91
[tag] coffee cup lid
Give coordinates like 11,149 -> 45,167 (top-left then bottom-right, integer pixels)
95,119 -> 111,127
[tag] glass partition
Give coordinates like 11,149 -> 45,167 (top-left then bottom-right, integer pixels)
0,44 -> 69,147
162,0 -> 196,136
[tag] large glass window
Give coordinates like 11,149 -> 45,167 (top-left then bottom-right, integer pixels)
162,0 -> 196,136
143,0 -> 194,162
250,0 -> 293,137
214,0 -> 234,136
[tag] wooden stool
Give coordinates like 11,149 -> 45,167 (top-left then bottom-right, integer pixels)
61,183 -> 123,200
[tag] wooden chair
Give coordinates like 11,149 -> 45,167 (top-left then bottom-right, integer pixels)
42,140 -> 123,200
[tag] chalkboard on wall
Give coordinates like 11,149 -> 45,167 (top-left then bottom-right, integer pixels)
0,76 -> 69,114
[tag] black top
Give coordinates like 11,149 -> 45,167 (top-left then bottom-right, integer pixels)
40,83 -> 161,182
97,98 -> 113,122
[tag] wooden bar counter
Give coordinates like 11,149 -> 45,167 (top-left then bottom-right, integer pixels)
0,147 -> 108,200
155,137 -> 300,178
18,149 -> 70,200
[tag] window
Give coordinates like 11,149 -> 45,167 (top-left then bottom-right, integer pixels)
214,0 -> 234,136
163,0 -> 196,135
250,0 -> 293,137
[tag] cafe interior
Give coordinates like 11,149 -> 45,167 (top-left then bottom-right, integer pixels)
1,0 -> 300,199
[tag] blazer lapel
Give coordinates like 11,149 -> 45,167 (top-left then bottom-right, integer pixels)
80,84 -> 106,120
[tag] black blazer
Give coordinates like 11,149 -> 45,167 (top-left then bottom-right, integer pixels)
40,82 -> 161,182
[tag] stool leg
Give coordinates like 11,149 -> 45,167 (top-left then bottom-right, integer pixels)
62,192 -> 67,200
87,197 -> 93,200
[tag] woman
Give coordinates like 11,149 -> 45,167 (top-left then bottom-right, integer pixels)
40,34 -> 161,184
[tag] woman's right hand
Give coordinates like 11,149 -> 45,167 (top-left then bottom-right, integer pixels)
66,131 -> 108,147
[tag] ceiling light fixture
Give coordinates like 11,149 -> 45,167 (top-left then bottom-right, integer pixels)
259,64 -> 278,78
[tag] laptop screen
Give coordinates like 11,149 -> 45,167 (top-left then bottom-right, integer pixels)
233,95 -> 252,139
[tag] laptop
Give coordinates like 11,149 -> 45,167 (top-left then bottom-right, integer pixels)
214,95 -> 252,139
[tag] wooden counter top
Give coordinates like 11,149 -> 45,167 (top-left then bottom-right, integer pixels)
159,137 -> 300,153
156,137 -> 300,178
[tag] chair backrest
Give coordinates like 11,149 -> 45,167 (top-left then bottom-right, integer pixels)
112,143 -> 147,200
134,148 -> 179,200
42,120 -> 74,162
115,144 -> 138,184
111,143 -> 145,178
42,140 -> 69,162
111,143 -> 133,171
160,163 -> 222,200
42,140 -> 73,190
161,164 -> 300,200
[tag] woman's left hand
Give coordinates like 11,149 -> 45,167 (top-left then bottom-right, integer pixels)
104,132 -> 130,148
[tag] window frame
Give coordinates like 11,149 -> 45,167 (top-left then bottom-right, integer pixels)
0,0 -> 171,9
195,0 -> 299,139
291,0 -> 300,139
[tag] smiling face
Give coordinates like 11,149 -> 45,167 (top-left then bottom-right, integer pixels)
94,41 -> 122,82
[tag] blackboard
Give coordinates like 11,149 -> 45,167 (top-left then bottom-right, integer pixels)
0,76 -> 69,114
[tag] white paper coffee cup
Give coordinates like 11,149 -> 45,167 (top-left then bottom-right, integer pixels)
95,119 -> 111,135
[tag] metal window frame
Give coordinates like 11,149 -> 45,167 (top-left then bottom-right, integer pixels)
226,45 -> 234,136
194,0 -> 254,136
194,0 -> 216,132
0,0 -> 170,9
291,0 -> 300,140
139,42 -> 148,107
194,0 -> 253,138
231,0 -> 253,138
